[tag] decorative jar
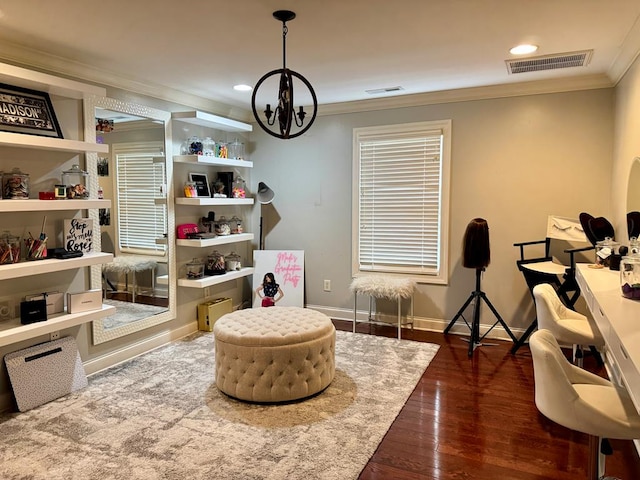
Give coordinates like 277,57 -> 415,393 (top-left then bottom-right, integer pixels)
202,136 -> 216,156
186,258 -> 205,279
595,237 -> 620,267
62,164 -> 89,199
620,255 -> 640,300
187,136 -> 203,155
228,139 -> 245,160
2,167 -> 30,199
225,252 -> 242,271
229,215 -> 243,234
215,216 -> 231,236
205,250 -> 226,275
0,231 -> 20,264
232,176 -> 246,198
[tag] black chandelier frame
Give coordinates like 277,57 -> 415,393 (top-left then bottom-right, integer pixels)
251,10 -> 318,140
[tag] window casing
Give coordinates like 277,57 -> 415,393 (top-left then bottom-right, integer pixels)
352,120 -> 451,284
113,142 -> 167,256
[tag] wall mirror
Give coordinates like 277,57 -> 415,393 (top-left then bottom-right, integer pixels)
84,97 -> 176,344
628,156 -> 640,239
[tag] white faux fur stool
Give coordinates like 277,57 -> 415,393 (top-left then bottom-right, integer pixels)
102,256 -> 157,303
350,276 -> 416,339
213,306 -> 336,403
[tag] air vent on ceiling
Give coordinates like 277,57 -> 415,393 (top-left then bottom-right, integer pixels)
365,86 -> 404,95
506,50 -> 592,74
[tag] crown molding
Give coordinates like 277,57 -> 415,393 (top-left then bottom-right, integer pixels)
607,15 -> 640,85
317,74 -> 615,116
0,39 -> 619,122
0,41 -> 253,123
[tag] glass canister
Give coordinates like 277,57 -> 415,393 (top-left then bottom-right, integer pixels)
229,215 -> 243,234
225,252 -> 242,271
205,250 -> 226,275
228,139 -> 245,160
186,258 -> 204,279
202,136 -> 216,156
187,135 -> 203,155
620,255 -> 640,300
217,142 -> 228,159
3,167 -> 30,199
62,164 -> 89,199
215,216 -> 231,236
595,237 -> 619,267
0,231 -> 20,264
232,176 -> 246,198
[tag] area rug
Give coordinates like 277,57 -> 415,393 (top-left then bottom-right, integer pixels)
102,298 -> 167,330
0,330 -> 439,480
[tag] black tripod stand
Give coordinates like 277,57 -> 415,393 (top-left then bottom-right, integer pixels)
444,268 -> 518,357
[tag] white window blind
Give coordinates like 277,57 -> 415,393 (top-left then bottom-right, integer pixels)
115,149 -> 166,255
353,120 -> 451,282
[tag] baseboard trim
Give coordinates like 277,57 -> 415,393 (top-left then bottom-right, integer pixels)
306,304 -> 526,342
83,322 -> 198,376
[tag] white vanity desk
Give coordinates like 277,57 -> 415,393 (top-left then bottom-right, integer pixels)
576,263 -> 640,416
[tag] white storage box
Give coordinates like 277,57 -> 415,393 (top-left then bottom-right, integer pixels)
4,336 -> 88,412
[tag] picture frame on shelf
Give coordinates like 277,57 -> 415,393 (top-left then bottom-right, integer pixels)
0,82 -> 63,138
189,172 -> 211,197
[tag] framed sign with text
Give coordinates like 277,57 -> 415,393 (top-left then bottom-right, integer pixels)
0,83 -> 63,138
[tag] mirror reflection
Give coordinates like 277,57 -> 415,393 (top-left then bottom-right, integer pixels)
89,98 -> 174,344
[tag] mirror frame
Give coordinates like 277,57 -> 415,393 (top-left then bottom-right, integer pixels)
628,156 -> 640,239
84,96 -> 176,344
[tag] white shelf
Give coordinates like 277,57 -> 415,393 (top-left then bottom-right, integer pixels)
0,132 -> 109,154
173,155 -> 253,168
172,111 -> 252,133
178,267 -> 254,288
0,252 -> 113,281
0,304 -> 116,348
176,233 -> 254,248
0,199 -> 110,212
176,197 -> 254,206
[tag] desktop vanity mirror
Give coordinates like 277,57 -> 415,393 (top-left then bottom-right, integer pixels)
628,156 -> 640,239
85,97 -> 175,344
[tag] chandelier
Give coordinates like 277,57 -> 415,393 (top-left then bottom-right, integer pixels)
251,10 -> 318,140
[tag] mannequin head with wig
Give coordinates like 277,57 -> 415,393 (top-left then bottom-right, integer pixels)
462,218 -> 491,269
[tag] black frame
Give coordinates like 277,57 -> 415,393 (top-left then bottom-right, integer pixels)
0,82 -> 63,138
189,172 -> 211,197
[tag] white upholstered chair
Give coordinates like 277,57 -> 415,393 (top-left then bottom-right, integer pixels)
533,282 -> 604,366
530,329 -> 640,480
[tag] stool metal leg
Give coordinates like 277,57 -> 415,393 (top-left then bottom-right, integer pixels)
397,297 -> 401,339
353,294 -> 357,333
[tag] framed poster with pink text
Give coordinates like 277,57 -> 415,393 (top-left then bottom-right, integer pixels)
252,250 -> 304,308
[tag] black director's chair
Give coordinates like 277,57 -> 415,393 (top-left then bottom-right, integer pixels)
511,216 -> 593,354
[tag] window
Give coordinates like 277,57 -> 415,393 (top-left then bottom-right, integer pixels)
114,142 -> 166,255
352,120 -> 451,284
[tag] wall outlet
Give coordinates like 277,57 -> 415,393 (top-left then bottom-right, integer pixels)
50,331 -> 60,341
204,287 -> 211,297
323,280 -> 331,292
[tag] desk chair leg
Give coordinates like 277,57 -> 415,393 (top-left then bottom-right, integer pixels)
511,319 -> 538,354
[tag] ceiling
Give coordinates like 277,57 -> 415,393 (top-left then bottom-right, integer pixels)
0,0 -> 639,115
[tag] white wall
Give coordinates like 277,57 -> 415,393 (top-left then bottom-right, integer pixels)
251,89 -> 614,335
613,55 -> 640,235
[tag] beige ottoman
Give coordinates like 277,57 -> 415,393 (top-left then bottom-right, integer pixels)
213,306 -> 336,402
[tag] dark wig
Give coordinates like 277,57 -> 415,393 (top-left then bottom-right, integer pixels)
462,218 -> 490,269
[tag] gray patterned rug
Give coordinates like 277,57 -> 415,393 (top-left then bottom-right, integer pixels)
0,330 -> 439,480
103,299 -> 167,330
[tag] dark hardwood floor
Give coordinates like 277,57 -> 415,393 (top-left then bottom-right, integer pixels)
331,320 -> 640,480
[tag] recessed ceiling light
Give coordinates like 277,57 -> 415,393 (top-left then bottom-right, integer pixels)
233,84 -> 252,92
510,44 -> 538,55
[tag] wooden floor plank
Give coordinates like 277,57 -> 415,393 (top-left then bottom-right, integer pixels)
331,320 -> 640,480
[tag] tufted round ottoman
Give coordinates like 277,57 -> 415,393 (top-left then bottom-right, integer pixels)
213,306 -> 336,402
